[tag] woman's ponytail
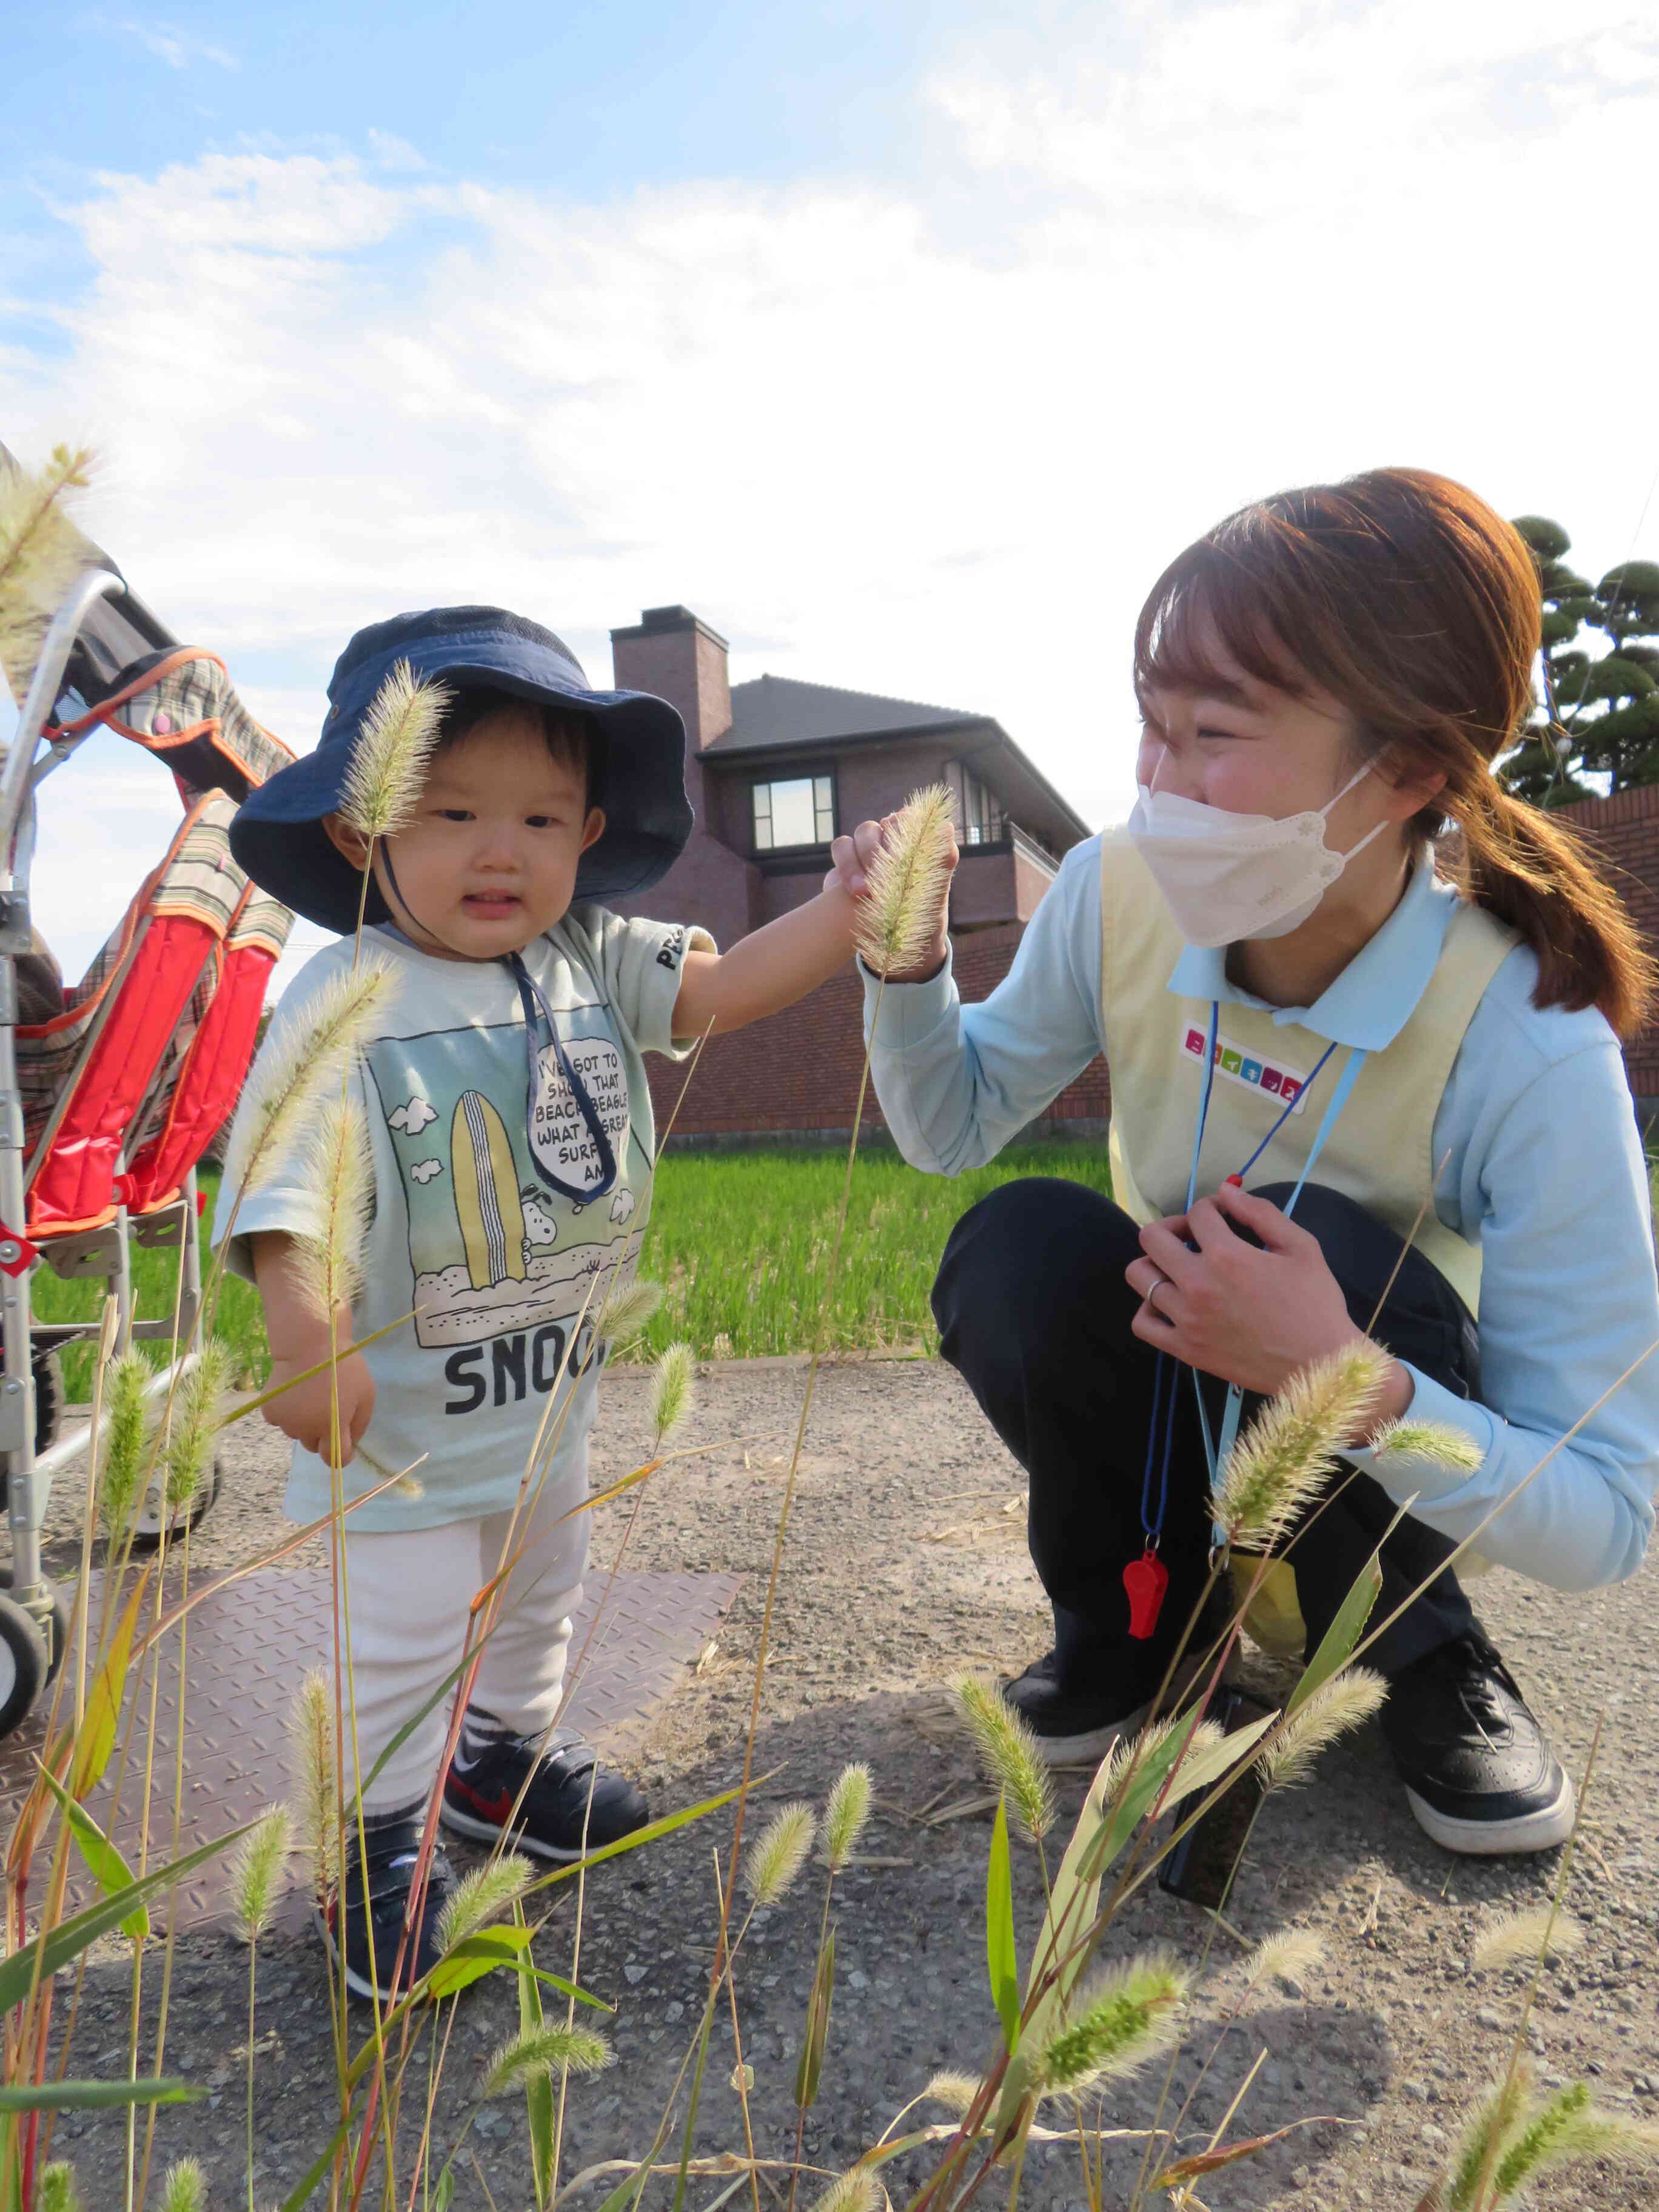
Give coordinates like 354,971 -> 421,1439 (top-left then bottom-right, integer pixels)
1443,767 -> 1656,1037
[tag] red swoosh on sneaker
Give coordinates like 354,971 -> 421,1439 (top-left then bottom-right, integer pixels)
451,1780 -> 515,1825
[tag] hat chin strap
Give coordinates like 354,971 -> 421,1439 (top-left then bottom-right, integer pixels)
377,848 -> 617,1207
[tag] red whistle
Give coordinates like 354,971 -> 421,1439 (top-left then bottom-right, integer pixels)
1123,1549 -> 1170,1640
1224,1173 -> 1243,1186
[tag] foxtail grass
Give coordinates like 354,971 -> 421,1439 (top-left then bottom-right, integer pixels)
649,1341 -> 695,1446
290,1096 -> 373,1324
821,1763 -> 873,1872
483,2025 -> 612,2096
1472,1906 -> 1584,1975
0,442 -> 94,700
1034,1950 -> 1188,2096
743,1803 -> 816,1907
1256,1667 -> 1386,1789
1210,1342 -> 1390,1547
850,785 -> 956,979
337,659 -> 450,844
950,1675 -> 1054,1844
219,959 -> 399,1205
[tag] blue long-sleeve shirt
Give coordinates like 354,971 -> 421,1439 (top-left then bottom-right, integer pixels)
863,836 -> 1659,1591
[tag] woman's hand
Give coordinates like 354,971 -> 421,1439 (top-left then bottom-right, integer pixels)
826,813 -> 957,983
263,1348 -> 376,1466
1123,1182 -> 1413,1429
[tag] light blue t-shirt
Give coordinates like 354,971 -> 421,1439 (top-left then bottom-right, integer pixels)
863,837 -> 1659,1592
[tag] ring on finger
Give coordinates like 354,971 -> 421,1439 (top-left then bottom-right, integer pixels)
1142,1270 -> 1173,1319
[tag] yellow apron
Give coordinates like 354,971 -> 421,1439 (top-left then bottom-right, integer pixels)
1098,831 -> 1515,1646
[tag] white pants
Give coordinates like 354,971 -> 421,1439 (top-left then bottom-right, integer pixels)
341,1450 -> 589,1815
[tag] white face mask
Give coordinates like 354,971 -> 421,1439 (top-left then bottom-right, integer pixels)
1127,762 -> 1386,948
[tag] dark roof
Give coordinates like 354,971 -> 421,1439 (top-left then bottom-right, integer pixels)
710,674 -> 982,753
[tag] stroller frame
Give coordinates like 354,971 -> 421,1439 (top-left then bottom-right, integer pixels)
0,569 -> 212,1660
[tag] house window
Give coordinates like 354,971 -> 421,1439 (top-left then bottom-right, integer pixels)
753,774 -> 835,851
952,761 -> 1004,846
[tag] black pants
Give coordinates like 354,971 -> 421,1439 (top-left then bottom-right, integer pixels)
932,1178 -> 1480,1695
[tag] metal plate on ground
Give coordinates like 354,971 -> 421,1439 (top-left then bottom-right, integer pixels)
0,1567 -> 742,1934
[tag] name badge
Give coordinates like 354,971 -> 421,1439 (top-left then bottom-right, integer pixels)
1181,1025 -> 1309,1114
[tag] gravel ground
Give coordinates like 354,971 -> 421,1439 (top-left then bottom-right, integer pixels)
28,1355 -> 1659,2210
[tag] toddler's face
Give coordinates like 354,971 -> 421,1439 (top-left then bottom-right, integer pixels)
339,705 -> 605,960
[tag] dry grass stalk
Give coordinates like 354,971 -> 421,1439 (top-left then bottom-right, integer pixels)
221,959 -> 398,1200
231,1805 -> 292,1945
0,441 -> 93,700
1211,1342 -> 1390,1547
436,1854 -> 536,1953
483,2025 -> 612,2096
1471,1906 -> 1584,1975
337,658 -> 450,843
649,1341 -> 695,1444
290,1096 -> 372,1323
1258,1667 -> 1386,1789
1035,1949 -> 1189,2095
950,1674 -> 1054,1843
851,785 -> 956,979
743,1802 -> 816,1906
821,1763 -> 873,1871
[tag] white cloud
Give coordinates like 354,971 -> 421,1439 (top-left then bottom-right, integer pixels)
110,16 -> 238,70
389,1096 -> 438,1134
8,0 -> 1658,890
409,1157 -> 442,1184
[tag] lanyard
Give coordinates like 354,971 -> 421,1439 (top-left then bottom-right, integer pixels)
508,952 -> 619,1206
1124,1003 -> 1369,1638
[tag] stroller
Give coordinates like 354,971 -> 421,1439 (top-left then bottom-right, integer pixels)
0,485 -> 294,1739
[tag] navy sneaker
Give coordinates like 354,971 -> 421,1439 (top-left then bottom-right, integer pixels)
1382,1631 -> 1576,1855
320,1812 -> 457,2003
441,1715 -> 648,1862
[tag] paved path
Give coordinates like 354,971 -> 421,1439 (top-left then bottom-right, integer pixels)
39,1357 -> 1659,2209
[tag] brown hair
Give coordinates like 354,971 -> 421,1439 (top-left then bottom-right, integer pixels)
439,686 -> 604,810
1133,466 -> 1655,1036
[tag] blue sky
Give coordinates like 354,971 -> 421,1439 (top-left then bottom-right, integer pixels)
6,1 -> 1659,988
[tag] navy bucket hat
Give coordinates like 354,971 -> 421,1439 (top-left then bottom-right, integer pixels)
229,606 -> 692,934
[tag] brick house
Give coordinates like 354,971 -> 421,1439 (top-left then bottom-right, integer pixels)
606,605 -> 1111,1144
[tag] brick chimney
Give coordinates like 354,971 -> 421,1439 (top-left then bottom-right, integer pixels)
609,606 -> 731,750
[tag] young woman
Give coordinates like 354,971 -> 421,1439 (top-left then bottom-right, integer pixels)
834,468 -> 1659,1857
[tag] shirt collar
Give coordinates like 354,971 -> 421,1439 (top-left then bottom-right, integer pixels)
1164,857 -> 1456,1051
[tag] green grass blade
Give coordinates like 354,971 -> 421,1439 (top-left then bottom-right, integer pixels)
1287,1549 -> 1384,1714
0,2079 -> 198,2113
34,1763 -> 149,1940
521,1781 -> 746,1898
515,1902 -> 555,2211
985,1797 -> 1020,2054
794,1924 -> 836,2110
0,1821 -> 254,2012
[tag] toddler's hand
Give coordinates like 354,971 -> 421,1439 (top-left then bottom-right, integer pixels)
263,1349 -> 376,1466
826,813 -> 957,982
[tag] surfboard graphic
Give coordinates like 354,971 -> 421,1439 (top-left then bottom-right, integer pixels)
452,1091 -> 527,1292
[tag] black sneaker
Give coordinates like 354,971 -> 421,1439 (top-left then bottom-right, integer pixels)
1382,1631 -> 1576,1855
320,1812 -> 458,2003
1000,1651 -> 1157,1767
441,1716 -> 649,1862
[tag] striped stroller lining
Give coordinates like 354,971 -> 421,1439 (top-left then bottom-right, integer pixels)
51,646 -> 293,803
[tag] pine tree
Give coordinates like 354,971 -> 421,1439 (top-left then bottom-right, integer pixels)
1502,518 -> 1659,805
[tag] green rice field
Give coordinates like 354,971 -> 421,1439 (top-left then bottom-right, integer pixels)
25,1144 -> 1116,1393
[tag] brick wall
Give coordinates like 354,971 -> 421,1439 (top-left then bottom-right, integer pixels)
645,920 -> 1111,1147
1556,785 -> 1659,1099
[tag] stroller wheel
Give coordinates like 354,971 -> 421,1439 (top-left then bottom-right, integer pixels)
127,1457 -> 221,1553
0,1569 -> 70,1688
0,1594 -> 48,1740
